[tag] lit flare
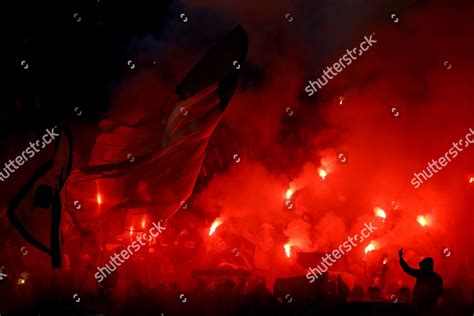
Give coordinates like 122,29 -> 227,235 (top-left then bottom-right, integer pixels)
374,207 -> 386,221
365,241 -> 376,255
209,218 -> 223,236
318,168 -> 327,180
284,243 -> 291,258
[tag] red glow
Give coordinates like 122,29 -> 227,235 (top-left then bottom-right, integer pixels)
209,218 -> 223,236
141,220 -> 146,229
49,9 -> 473,305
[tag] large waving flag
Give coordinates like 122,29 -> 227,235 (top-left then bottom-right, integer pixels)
63,25 -> 248,254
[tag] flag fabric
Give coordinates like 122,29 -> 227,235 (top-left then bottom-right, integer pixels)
7,126 -> 73,268
63,26 -> 248,252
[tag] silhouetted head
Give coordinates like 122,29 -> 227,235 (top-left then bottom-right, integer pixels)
328,280 -> 337,295
351,284 -> 365,299
418,257 -> 434,271
373,273 -> 381,286
368,286 -> 382,299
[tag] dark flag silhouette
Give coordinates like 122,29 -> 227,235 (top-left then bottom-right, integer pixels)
62,26 -> 248,255
7,126 -> 73,268
8,25 -> 248,267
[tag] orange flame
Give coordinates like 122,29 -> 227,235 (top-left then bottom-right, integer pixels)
97,194 -> 102,205
469,177 -> 474,183
365,241 -> 376,255
417,215 -> 428,227
339,96 -> 344,105
284,243 -> 291,258
209,218 -> 223,236
318,168 -> 327,180
286,189 -> 294,200
130,227 -> 134,236
383,258 -> 388,265
374,207 -> 386,220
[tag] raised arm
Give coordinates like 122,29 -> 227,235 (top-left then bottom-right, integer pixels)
399,248 -> 419,278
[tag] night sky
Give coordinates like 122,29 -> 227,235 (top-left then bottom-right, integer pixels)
8,0 -> 177,132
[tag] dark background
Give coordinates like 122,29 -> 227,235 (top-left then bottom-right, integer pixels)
7,0 -> 176,135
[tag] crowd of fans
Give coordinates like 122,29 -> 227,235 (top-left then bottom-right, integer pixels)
0,262 -> 472,315
0,217 -> 472,315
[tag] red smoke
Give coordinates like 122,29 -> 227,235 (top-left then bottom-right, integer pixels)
183,0 -> 474,291
1,0 -> 472,298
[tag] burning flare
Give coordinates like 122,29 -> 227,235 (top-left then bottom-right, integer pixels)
374,207 -> 386,221
417,215 -> 428,227
318,168 -> 327,180
284,243 -> 292,258
286,189 -> 294,200
365,241 -> 376,255
209,218 -> 223,236
97,193 -> 102,205
469,177 -> 474,183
